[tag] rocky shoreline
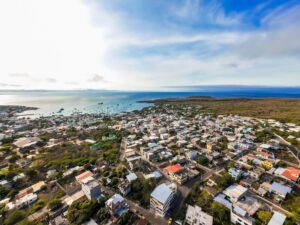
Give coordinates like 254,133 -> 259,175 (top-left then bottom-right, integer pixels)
0,105 -> 38,114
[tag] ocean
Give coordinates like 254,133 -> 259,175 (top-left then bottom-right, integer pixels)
1,87 -> 300,116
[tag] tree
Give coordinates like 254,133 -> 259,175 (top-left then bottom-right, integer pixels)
196,190 -> 213,210
67,199 -> 99,225
96,208 -> 110,224
209,202 -> 230,225
215,173 -> 234,189
196,156 -> 209,166
0,186 -> 9,199
4,210 -> 26,225
25,169 -> 38,180
118,211 -> 133,225
257,210 -> 272,225
48,199 -> 62,211
225,162 -> 235,171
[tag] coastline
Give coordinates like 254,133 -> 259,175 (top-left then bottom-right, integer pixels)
0,105 -> 38,114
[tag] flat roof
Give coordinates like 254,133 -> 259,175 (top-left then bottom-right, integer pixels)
151,183 -> 173,204
223,184 -> 247,200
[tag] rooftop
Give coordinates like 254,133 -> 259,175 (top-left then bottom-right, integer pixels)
151,183 -> 173,204
163,164 -> 184,174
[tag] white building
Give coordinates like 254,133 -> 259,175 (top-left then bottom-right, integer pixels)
150,183 -> 176,217
223,184 -> 247,203
81,177 -> 101,200
185,205 -> 213,225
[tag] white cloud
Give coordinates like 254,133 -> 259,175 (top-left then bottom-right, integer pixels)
0,0 -> 299,90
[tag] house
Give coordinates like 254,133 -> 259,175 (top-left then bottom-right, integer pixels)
31,181 -> 46,193
7,193 -> 38,210
275,167 -> 300,183
75,171 -> 94,184
81,176 -> 101,200
126,156 -> 142,170
13,137 -> 42,150
231,195 -> 261,225
231,206 -> 254,225
126,172 -> 138,182
228,168 -> 244,180
256,182 -> 271,197
118,182 -> 131,196
163,164 -> 188,184
269,182 -> 292,200
185,205 -> 213,225
223,184 -> 247,203
150,183 -> 177,217
267,211 -> 286,225
106,194 -> 128,217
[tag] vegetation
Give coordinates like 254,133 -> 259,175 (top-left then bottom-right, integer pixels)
4,210 -> 26,225
215,173 -> 234,189
96,208 -> 110,224
195,156 -> 209,166
67,199 -> 99,225
129,178 -> 160,206
47,198 -> 62,211
256,210 -> 272,225
118,211 -> 134,225
209,201 -> 230,225
283,193 -> 300,221
149,98 -> 300,125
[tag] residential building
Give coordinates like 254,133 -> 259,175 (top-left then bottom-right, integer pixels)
223,184 -> 248,203
75,170 -> 94,184
185,205 -> 213,225
269,182 -> 292,200
150,183 -> 177,217
118,182 -> 131,196
228,168 -> 243,180
81,176 -> 101,200
163,164 -> 188,184
106,194 -> 128,217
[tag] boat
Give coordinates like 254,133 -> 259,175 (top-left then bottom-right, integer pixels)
57,108 -> 64,113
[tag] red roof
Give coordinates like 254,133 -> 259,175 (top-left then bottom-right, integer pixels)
282,167 -> 300,182
163,164 -> 184,174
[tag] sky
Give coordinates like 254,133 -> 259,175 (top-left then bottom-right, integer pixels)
0,0 -> 299,91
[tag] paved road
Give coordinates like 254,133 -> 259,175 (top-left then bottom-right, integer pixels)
119,137 -> 127,161
266,129 -> 300,165
27,206 -> 48,221
249,190 -> 292,216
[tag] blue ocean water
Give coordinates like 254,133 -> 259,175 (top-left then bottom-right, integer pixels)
1,87 -> 300,116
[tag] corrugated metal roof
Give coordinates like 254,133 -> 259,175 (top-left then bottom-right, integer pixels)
270,182 -> 292,196
267,211 -> 286,225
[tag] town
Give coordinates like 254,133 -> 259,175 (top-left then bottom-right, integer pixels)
0,104 -> 300,225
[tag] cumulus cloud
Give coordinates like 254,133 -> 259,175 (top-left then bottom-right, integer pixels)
0,0 -> 299,90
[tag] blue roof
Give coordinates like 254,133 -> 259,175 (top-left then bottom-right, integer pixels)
151,183 -> 172,204
213,194 -> 232,209
153,171 -> 162,178
270,182 -> 292,196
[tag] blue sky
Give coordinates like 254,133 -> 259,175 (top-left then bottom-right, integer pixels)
0,0 -> 299,90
